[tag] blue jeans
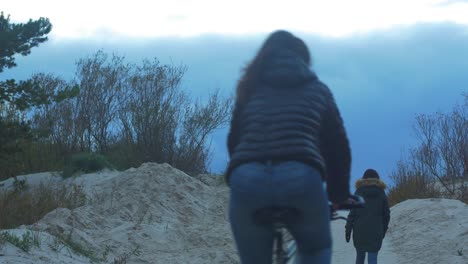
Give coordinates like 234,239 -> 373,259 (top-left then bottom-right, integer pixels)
229,161 -> 332,264
356,250 -> 378,264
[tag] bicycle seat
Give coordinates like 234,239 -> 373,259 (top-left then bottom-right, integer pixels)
253,207 -> 302,227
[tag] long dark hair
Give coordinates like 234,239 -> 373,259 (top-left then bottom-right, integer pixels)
235,30 -> 311,104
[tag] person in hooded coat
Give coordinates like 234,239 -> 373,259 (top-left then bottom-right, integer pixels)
345,169 -> 391,264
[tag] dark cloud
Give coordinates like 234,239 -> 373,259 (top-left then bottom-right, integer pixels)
307,23 -> 468,184
2,23 -> 467,187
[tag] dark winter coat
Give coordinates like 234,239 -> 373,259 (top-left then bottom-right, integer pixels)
346,178 -> 391,252
226,49 -> 351,203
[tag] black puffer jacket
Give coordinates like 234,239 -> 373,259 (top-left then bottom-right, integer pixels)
226,49 -> 351,203
345,178 -> 391,252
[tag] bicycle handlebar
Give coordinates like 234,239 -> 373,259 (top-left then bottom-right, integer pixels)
329,194 -> 365,221
332,194 -> 365,210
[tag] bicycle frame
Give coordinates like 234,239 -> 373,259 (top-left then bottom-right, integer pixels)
272,223 -> 292,264
273,209 -> 354,263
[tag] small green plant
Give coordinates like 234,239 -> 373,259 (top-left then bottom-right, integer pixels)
51,230 -> 100,262
101,244 -> 112,261
62,152 -> 114,178
216,174 -> 226,186
0,232 -> 5,248
12,177 -> 29,192
48,236 -> 65,252
47,231 -> 102,262
112,245 -> 142,264
31,231 -> 41,248
0,231 -> 39,252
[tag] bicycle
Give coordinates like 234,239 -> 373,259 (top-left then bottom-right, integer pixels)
253,195 -> 365,264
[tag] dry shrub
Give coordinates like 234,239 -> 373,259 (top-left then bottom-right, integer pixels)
0,182 -> 86,229
387,162 -> 441,206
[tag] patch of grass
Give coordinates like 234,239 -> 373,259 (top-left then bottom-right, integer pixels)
63,152 -> 115,178
47,230 -> 101,262
45,231 -> 141,263
48,236 -> 65,253
0,231 -> 41,252
60,231 -> 100,262
12,177 -> 29,192
32,231 -> 41,248
0,183 -> 86,229
216,174 -> 227,186
101,244 -> 112,261
112,245 -> 142,264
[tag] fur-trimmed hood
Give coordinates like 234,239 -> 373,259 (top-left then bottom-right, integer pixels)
356,178 -> 387,190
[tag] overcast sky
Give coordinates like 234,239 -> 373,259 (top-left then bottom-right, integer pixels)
4,0 -> 468,38
2,0 -> 468,187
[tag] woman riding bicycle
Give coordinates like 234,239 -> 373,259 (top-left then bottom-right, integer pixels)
226,30 -> 353,264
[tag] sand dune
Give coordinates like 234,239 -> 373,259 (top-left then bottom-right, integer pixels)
1,163 -> 466,263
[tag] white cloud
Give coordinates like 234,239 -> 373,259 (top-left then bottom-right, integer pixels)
3,0 -> 468,39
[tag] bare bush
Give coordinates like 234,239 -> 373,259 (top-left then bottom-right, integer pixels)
0,102 -> 32,179
117,59 -> 232,175
119,59 -> 186,164
74,51 -> 131,152
3,50 -> 232,178
389,94 -> 467,204
27,73 -> 74,169
174,89 -> 232,174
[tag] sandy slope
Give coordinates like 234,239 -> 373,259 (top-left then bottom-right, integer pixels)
1,164 -> 467,264
1,163 -> 237,263
388,198 -> 468,264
